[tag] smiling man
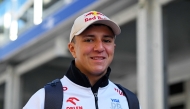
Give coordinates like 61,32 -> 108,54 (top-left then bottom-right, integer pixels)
69,24 -> 116,86
23,11 -> 140,109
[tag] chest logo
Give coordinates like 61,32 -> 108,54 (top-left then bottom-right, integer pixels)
66,97 -> 83,109
66,97 -> 79,105
110,98 -> 122,109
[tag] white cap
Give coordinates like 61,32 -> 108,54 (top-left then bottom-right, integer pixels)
70,11 -> 121,42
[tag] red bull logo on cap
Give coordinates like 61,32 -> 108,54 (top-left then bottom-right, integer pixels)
85,11 -> 104,16
84,11 -> 107,22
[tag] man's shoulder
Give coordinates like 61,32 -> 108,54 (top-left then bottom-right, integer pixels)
23,88 -> 45,109
108,80 -> 135,95
30,88 -> 45,99
114,83 -> 140,109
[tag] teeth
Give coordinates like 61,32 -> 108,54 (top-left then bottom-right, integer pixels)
93,57 -> 103,60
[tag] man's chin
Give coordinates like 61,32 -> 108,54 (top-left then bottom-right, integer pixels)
91,69 -> 107,77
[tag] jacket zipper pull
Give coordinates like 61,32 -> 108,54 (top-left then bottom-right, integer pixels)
94,93 -> 99,109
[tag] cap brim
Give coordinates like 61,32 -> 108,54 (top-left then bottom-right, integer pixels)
74,19 -> 121,36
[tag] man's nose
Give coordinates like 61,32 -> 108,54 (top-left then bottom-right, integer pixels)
93,41 -> 104,52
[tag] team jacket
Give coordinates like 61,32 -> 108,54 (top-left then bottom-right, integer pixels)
23,61 -> 130,109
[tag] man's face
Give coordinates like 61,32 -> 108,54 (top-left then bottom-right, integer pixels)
68,25 -> 116,78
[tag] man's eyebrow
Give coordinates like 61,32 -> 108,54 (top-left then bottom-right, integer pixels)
103,35 -> 115,39
80,34 -> 115,38
82,34 -> 95,38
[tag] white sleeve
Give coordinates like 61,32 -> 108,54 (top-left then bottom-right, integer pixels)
140,105 -> 142,109
22,88 -> 45,109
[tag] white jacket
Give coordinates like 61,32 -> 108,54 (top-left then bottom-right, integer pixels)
23,61 -> 130,109
23,76 -> 130,109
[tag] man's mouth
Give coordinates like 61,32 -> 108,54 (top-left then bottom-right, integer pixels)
91,56 -> 105,60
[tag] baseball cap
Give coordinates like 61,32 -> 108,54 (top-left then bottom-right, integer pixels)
70,11 -> 121,42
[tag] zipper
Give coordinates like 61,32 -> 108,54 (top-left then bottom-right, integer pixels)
94,93 -> 99,109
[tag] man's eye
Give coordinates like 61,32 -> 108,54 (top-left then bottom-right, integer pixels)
84,39 -> 93,42
103,39 -> 111,43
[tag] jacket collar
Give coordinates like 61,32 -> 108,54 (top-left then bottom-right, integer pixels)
65,60 -> 111,93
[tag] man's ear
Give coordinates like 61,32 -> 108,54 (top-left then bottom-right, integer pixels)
68,42 -> 76,58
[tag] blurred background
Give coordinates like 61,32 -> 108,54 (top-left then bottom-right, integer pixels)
0,0 -> 190,109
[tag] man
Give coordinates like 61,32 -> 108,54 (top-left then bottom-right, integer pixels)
23,11 -> 139,109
